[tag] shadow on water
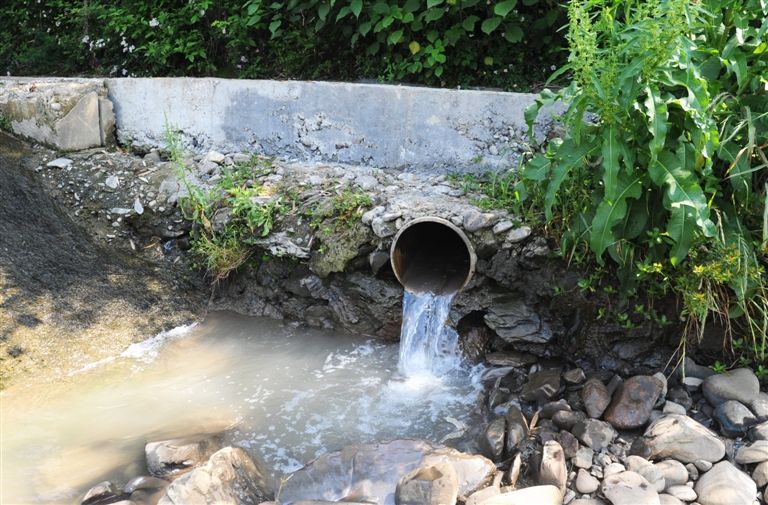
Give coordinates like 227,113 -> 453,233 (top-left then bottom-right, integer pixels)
0,132 -> 202,388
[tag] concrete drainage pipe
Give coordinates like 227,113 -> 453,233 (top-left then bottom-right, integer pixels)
390,216 -> 477,295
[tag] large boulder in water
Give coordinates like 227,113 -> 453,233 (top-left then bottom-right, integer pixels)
277,439 -> 496,505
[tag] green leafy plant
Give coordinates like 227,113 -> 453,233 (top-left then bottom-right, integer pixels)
518,0 -> 767,365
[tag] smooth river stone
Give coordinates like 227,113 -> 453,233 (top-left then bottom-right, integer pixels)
694,461 -> 756,505
582,378 -> 611,419
735,440 -> 768,464
713,400 -> 758,437
472,485 -> 562,505
643,415 -> 725,463
604,375 -> 664,429
395,463 -> 458,505
702,368 -> 759,406
601,471 -> 661,505
654,460 -> 688,488
572,419 -> 616,452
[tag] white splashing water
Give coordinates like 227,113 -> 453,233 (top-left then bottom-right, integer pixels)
398,290 -> 462,377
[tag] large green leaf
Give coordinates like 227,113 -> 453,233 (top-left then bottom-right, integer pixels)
644,84 -> 668,168
543,138 -> 598,219
601,123 -> 621,200
590,172 -> 643,261
667,205 -> 696,265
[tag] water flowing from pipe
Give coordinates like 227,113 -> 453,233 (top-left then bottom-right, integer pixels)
398,290 -> 462,377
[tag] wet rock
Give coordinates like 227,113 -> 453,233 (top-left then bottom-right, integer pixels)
694,461 -> 756,505
702,368 -> 759,407
485,351 -> 537,367
145,434 -> 223,478
665,486 -> 696,502
481,417 -> 507,462
573,447 -> 593,469
713,400 -> 757,437
474,485 -> 562,505
82,481 -> 118,505
601,471 -> 661,505
368,250 -> 389,274
278,440 -> 495,505
735,440 -> 768,464
505,407 -> 528,454
540,399 -> 571,419
582,378 -> 611,419
537,441 -> 567,493
563,368 -> 586,385
124,475 -> 169,493
484,299 -> 550,345
654,460 -> 688,488
520,369 -> 561,403
395,463 -> 458,505
752,460 -> 768,487
158,447 -> 270,505
643,415 -> 725,463
572,419 -> 616,451
750,420 -> 768,441
604,375 -> 664,430
576,468 -> 599,494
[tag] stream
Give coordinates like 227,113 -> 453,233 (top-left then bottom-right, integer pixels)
1,309 -> 484,504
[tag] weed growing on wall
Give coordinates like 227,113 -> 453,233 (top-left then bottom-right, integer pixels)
515,0 -> 768,367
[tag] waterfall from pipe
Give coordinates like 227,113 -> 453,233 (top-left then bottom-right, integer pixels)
398,290 -> 462,377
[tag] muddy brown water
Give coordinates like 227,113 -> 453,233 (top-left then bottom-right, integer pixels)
1,311 -> 485,503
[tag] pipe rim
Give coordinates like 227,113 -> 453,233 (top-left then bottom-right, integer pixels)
390,216 -> 477,294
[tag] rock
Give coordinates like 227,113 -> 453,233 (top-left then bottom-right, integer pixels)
157,447 -> 270,505
124,475 -> 169,493
133,198 -> 144,215
682,377 -> 703,390
749,392 -> 768,421
355,175 -> 378,190
702,368 -> 759,407
663,401 -> 687,416
665,485 -> 696,502
557,430 -> 579,459
572,500 -> 607,505
371,216 -> 397,238
538,441 -> 567,493
485,351 -> 537,367
505,407 -> 528,454
472,485 -> 562,505
506,226 -> 531,243
572,419 -> 616,451
604,375 -> 663,430
145,434 -> 223,478
667,387 -> 693,411
520,369 -> 561,403
492,220 -> 513,235
604,463 -> 627,478
735,440 -> 768,464
204,151 -> 226,164
47,157 -> 73,168
105,175 -> 119,189
463,210 -> 497,232
81,481 -> 118,505
654,460 -> 688,488
601,471 -> 661,505
563,368 -> 587,385
553,410 -> 586,431
484,299 -> 550,345
643,415 -> 725,463
694,461 -> 756,505
540,399 -> 571,419
752,460 -> 768,487
278,440 -> 495,505
750,420 -> 768,441
576,468 -> 600,494
395,463 -> 458,505
626,455 -> 665,493
713,400 -> 758,437
573,447 -> 594,469
658,494 -> 684,505
481,417 -> 507,462
681,357 -> 715,380
466,486 -> 500,505
693,460 -> 711,472
368,250 -> 390,274
582,378 -> 611,419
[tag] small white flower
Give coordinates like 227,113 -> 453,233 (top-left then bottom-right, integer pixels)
550,65 -> 556,70
128,45 -> 135,53
149,18 -> 160,27
240,55 -> 248,63
122,68 -> 128,76
81,35 -> 90,44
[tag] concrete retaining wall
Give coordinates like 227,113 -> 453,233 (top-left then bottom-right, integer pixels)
1,77 -> 555,171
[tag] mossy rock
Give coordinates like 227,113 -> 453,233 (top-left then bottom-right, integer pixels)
310,221 -> 372,278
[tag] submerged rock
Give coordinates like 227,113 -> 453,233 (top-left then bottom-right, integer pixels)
395,463 -> 458,505
145,434 -> 223,479
278,440 -> 495,505
158,447 -> 270,505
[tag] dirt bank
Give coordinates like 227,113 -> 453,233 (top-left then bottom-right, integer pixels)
0,133 -> 204,390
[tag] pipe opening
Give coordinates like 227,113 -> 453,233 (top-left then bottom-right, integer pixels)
390,217 -> 476,295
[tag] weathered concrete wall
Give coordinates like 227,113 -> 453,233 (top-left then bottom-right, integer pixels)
0,78 -> 115,150
106,78 -> 553,172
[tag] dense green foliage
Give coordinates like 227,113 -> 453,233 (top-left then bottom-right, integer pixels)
0,0 -> 565,89
517,0 -> 768,366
